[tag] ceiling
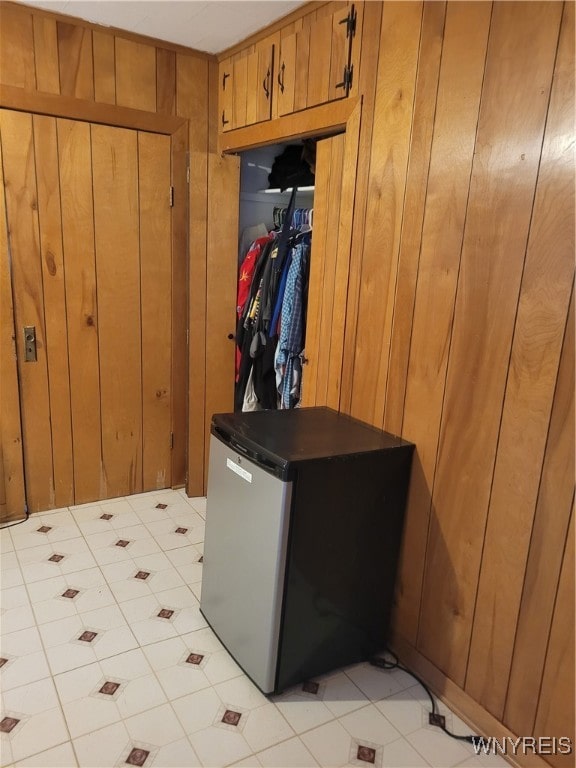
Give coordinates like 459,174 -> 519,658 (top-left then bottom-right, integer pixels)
12,0 -> 307,54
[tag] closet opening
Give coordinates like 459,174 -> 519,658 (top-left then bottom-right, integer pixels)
234,139 -> 318,413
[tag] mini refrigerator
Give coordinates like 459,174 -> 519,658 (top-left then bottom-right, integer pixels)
200,406 -> 414,695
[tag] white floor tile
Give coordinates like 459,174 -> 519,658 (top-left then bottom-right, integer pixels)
300,720 -> 354,767
257,736 -> 319,767
273,690 -> 334,735
171,687 -> 223,734
189,725 -> 252,767
2,491 -> 491,768
375,685 -> 429,735
72,721 -> 130,768
151,737 -> 202,767
382,736 -> 431,767
203,648 -> 244,684
1,678 -> 69,763
1,531 -> 15,553
407,727 -> 474,767
339,704 -> 401,747
17,539 -> 97,583
0,587 -> 35,634
242,703 -> 295,753
345,663 -> 408,702
215,675 -> 269,711
124,703 -> 186,747
0,567 -> 24,589
319,670 -> 369,718
13,740 -> 78,767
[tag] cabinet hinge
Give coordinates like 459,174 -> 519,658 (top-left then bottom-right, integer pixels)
339,4 -> 357,38
170,432 -> 174,450
335,64 -> 354,93
169,186 -> 174,207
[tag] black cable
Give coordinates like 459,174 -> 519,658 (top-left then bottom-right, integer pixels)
0,514 -> 29,530
370,650 -> 482,746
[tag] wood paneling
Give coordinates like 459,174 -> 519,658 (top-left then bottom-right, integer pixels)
33,115 -> 74,508
92,124 -> 142,498
0,110 -> 53,513
115,38 -> 157,112
0,137 -> 26,522
505,292 -> 575,735
57,119 -> 102,505
204,153 -> 239,484
0,4 -> 36,89
156,49 -> 176,115
176,55 -> 209,494
418,1 -> 563,687
138,132 -> 172,490
33,16 -> 59,94
533,508 -> 575,768
92,31 -> 116,105
466,0 -> 574,717
348,1 -> 423,426
57,22 -> 94,99
383,1 -> 446,436
393,0 -> 491,645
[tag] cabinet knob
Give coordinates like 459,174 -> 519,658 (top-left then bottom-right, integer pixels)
227,333 -> 235,341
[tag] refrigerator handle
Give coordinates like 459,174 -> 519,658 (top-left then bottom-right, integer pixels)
212,425 -> 284,476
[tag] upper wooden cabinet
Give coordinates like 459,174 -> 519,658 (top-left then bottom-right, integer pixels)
219,44 -> 274,132
218,4 -> 362,132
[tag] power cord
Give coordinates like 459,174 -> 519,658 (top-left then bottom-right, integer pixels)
369,650 -> 483,748
0,514 -> 29,530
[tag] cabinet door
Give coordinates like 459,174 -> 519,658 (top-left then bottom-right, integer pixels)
254,44 -> 274,123
219,57 -> 233,131
277,4 -> 360,115
232,56 -> 248,129
277,32 -> 296,116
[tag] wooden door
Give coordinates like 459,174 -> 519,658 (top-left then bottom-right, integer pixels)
301,103 -> 361,409
0,109 -> 174,513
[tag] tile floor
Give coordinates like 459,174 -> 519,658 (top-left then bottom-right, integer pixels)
0,489 -> 509,768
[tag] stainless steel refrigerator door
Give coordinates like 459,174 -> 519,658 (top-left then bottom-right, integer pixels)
200,434 -> 292,693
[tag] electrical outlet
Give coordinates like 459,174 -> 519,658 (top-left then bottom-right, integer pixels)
429,712 -> 446,729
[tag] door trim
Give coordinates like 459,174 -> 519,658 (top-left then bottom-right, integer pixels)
0,83 -> 186,134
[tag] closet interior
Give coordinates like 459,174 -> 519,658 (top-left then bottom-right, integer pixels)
235,141 -> 316,412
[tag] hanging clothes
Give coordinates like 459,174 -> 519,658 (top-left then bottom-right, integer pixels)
274,239 -> 311,409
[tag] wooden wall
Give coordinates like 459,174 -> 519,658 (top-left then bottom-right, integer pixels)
0,0 -> 217,499
335,1 -> 574,762
231,0 -> 575,761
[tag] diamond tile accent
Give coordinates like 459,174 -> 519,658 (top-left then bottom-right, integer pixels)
175,527 -> 188,535
48,553 -> 65,562
78,630 -> 98,643
115,540 -> 130,548
99,681 -> 120,696
157,609 -> 174,620
185,653 -> 204,665
0,716 -> 20,733
100,513 -> 113,521
135,571 -> 150,580
62,589 -> 79,599
221,709 -> 242,726
126,747 -> 150,766
357,745 -> 377,764
155,503 -> 168,510
302,680 -> 320,695
37,525 -> 52,533
0,658 -> 8,668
